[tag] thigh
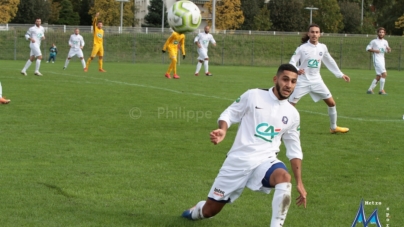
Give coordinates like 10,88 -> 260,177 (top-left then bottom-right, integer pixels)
91,45 -> 100,57
98,45 -> 104,57
30,43 -> 42,57
375,64 -> 386,76
288,83 -> 310,103
310,81 -> 332,102
168,51 -> 177,60
197,48 -> 208,60
246,158 -> 284,193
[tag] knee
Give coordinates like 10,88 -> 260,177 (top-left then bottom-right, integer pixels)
204,58 -> 209,61
275,172 -> 291,184
199,60 -> 204,63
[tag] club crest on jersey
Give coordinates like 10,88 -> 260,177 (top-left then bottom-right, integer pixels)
174,41 -> 179,44
97,33 -> 103,38
254,123 -> 281,142
319,52 -> 323,56
308,59 -> 320,68
282,116 -> 288,124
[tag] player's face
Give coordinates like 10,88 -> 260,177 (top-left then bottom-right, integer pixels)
35,19 -> 41,27
273,70 -> 298,100
308,26 -> 321,44
75,29 -> 79,35
97,22 -> 103,29
378,30 -> 385,39
204,26 -> 210,34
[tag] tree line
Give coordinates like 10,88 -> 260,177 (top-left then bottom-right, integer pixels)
1,0 -> 403,35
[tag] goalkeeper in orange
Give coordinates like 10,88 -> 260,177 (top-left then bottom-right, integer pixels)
162,31 -> 185,79
85,12 -> 106,72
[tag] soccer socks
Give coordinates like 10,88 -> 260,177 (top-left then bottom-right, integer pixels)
64,59 -> 70,68
167,59 -> 176,75
328,106 -> 337,130
86,58 -> 92,68
81,59 -> 86,68
369,79 -> 378,91
98,59 -> 103,70
22,60 -> 32,72
192,201 -> 206,220
204,60 -> 209,73
270,183 -> 292,227
35,59 -> 41,72
379,78 -> 386,91
195,62 -> 202,74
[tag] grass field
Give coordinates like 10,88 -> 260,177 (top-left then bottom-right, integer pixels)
0,60 -> 403,227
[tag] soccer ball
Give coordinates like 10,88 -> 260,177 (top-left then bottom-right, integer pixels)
167,1 -> 202,34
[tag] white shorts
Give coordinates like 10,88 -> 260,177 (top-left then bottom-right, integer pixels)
374,64 -> 386,75
197,48 -> 208,60
67,48 -> 84,58
29,43 -> 42,57
289,80 -> 332,103
207,158 -> 283,203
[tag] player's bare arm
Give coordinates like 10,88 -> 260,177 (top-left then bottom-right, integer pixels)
210,120 -> 228,145
342,75 -> 350,82
290,158 -> 307,208
368,48 -> 380,53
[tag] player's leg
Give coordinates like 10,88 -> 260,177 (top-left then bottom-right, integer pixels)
32,45 -> 43,76
86,45 -> 99,69
21,48 -> 36,75
379,72 -> 387,95
323,97 -> 349,133
64,57 -> 71,70
367,75 -> 380,94
0,82 -> 11,104
195,60 -> 203,76
98,46 -> 106,72
52,55 -> 55,63
77,49 -> 86,70
166,51 -> 177,78
288,83 -> 309,106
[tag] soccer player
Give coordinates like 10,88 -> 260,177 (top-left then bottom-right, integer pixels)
366,27 -> 391,95
0,82 -> 11,104
162,31 -> 185,79
194,25 -> 216,76
63,28 -> 86,71
289,24 -> 350,134
182,64 -> 307,227
47,43 -> 58,63
85,12 -> 106,72
21,18 -> 46,76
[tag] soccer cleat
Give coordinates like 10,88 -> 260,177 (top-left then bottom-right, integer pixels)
165,73 -> 171,79
195,73 -> 199,76
83,68 -> 88,72
99,69 -> 107,72
0,97 -> 10,104
34,71 -> 43,76
52,61 -> 54,63
181,207 -> 196,220
46,61 -> 49,63
379,90 -> 387,95
205,72 -> 213,76
330,126 -> 349,134
366,90 -> 374,94
173,74 -> 180,79
21,71 -> 27,76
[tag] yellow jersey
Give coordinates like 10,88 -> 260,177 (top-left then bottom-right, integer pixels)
163,32 -> 185,55
92,16 -> 104,46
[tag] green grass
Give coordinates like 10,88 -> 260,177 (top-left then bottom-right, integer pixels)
1,60 -> 403,226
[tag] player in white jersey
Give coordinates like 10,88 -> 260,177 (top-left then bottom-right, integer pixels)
63,28 -> 87,71
289,24 -> 350,134
182,64 -> 307,227
21,18 -> 45,76
0,82 -> 11,104
366,27 -> 391,95
194,26 -> 216,76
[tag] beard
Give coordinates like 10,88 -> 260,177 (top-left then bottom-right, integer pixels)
276,83 -> 290,100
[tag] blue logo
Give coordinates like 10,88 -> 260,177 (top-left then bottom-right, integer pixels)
282,116 -> 288,124
351,199 -> 382,227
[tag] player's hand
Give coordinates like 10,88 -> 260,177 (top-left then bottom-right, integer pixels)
80,46 -> 83,49
183,55 -> 186,60
296,183 -> 307,208
210,129 -> 226,145
31,39 -> 35,43
342,75 -> 350,82
373,49 -> 380,53
162,50 -> 166,53
387,47 -> 391,53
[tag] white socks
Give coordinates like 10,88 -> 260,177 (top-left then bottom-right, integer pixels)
379,78 -> 386,91
81,59 -> 86,68
195,62 -> 202,74
369,79 -> 378,91
64,59 -> 70,68
270,182 -> 292,227
22,60 -> 32,72
35,59 -> 41,72
204,60 -> 209,73
191,200 -> 206,220
328,106 -> 337,130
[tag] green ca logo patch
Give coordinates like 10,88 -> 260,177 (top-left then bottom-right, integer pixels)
308,59 -> 320,68
254,123 -> 281,142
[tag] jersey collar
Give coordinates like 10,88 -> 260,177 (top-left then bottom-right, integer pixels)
269,87 -> 289,103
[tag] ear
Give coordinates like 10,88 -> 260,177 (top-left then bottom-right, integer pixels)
273,75 -> 277,83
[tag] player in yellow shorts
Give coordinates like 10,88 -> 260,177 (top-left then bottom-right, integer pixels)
85,12 -> 106,72
162,31 -> 185,79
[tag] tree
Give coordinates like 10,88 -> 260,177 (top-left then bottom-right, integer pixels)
395,14 -> 404,35
253,5 -> 272,31
304,0 -> 344,33
373,0 -> 404,35
49,1 -> 61,24
204,0 -> 245,30
268,0 -> 305,32
89,0 -> 135,26
57,0 -> 80,25
240,0 -> 261,30
79,0 -> 93,25
144,0 -> 168,27
0,0 -> 20,23
12,0 -> 51,23
338,1 -> 360,33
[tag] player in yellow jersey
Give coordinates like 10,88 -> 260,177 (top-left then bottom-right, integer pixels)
85,12 -> 106,72
162,31 -> 185,79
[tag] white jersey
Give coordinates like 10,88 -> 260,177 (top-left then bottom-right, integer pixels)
194,32 -> 216,49
366,38 -> 389,67
290,41 -> 344,84
218,88 -> 302,170
25,25 -> 45,46
69,34 -> 85,49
